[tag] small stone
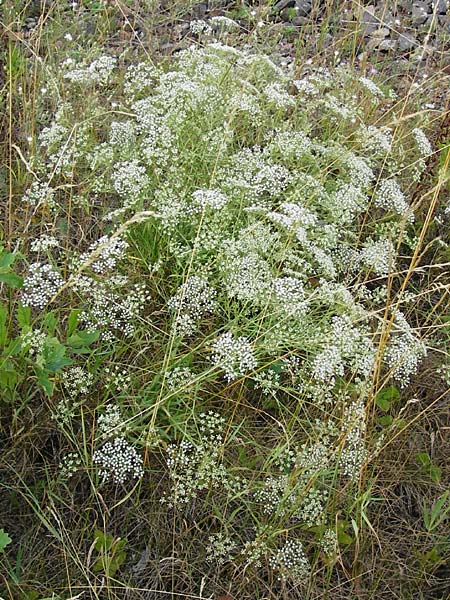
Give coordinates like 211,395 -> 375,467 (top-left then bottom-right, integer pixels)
274,0 -> 295,11
360,6 -> 379,36
398,32 -> 417,50
371,27 -> 390,38
379,39 -> 398,51
432,0 -> 448,14
292,16 -> 310,26
295,0 -> 313,17
412,2 -> 430,25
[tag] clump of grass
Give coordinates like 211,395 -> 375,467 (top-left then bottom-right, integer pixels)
1,3 -> 450,600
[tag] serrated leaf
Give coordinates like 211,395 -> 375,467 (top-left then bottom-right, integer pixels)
0,272 -> 23,287
43,311 -> 57,335
0,528 -> 12,551
67,330 -> 99,348
16,303 -> 31,328
36,369 -> 54,396
0,247 -> 17,269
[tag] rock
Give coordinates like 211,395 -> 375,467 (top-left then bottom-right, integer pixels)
398,32 -> 418,50
431,0 -> 448,14
292,16 -> 310,26
295,0 -> 313,17
379,39 -> 398,51
360,6 -> 379,36
280,7 -> 295,21
371,27 -> 390,38
274,0 -> 296,12
412,2 -> 431,25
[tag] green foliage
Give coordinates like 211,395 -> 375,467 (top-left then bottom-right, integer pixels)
0,246 -> 22,288
422,490 -> 450,533
0,528 -> 12,552
375,385 -> 400,412
416,452 -> 442,484
93,530 -> 127,577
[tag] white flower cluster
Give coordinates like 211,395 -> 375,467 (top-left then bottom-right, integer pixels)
264,129 -> 312,162
97,404 -> 127,438
189,19 -> 212,36
358,124 -> 392,156
327,183 -> 367,224
93,436 -> 144,484
252,369 -> 281,396
165,366 -> 195,392
77,235 -> 129,274
59,452 -> 82,479
167,276 -> 217,337
30,234 -> 59,253
124,62 -> 160,98
190,188 -> 228,213
358,76 -> 385,99
269,539 -> 310,583
20,329 -> 47,356
22,181 -> 55,209
321,528 -> 338,557
104,365 -> 132,392
162,412 -> 240,507
374,179 -> 413,221
271,276 -> 307,317
384,311 -> 427,387
64,55 -> 116,85
109,121 -> 136,150
21,263 -> 64,309
339,399 -> 368,478
111,160 -> 149,206
206,532 -> 237,565
360,238 -> 395,276
412,127 -> 432,157
295,488 -> 328,527
78,281 -> 148,341
62,366 -> 94,398
265,82 -> 296,110
212,332 -> 257,381
221,247 -> 272,304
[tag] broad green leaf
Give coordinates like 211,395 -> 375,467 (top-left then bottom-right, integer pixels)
43,311 -> 58,335
417,452 -> 431,468
0,272 -> 23,287
67,309 -> 81,336
0,528 -> 12,551
67,330 -> 99,349
36,368 -> 54,397
16,303 -> 31,328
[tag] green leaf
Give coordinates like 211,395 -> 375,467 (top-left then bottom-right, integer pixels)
0,272 -> 23,287
0,304 -> 8,346
67,330 -> 99,349
0,528 -> 12,551
16,303 -> 31,328
43,311 -> 58,335
417,452 -> 431,468
42,338 -> 73,372
379,415 -> 393,427
375,386 -> 399,411
35,368 -> 54,396
67,309 -> 81,336
430,465 -> 442,484
0,247 -> 17,269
